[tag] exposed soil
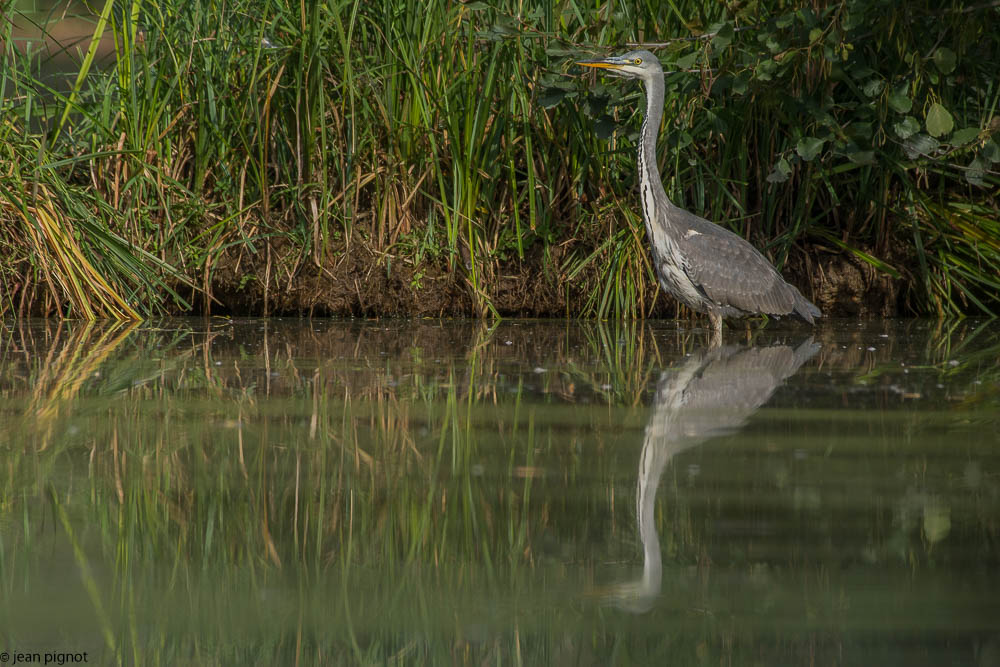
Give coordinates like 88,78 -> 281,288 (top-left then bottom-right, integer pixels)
810,249 -> 902,318
198,237 -> 903,320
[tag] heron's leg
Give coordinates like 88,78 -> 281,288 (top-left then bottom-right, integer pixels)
708,312 -> 723,347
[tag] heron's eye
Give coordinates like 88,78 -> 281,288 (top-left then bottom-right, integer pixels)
633,58 -> 642,65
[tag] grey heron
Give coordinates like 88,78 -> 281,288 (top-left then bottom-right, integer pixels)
577,50 -> 821,334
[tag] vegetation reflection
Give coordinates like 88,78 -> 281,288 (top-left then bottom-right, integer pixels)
0,319 -> 997,664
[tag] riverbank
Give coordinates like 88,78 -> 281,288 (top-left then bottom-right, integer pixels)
191,234 -> 900,319
2,0 -> 996,319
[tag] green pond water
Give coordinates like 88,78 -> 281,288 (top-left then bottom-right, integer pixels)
0,318 -> 998,665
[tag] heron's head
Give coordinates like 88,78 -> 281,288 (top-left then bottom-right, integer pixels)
576,50 -> 662,82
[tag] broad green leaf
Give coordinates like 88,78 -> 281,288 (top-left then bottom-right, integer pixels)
672,52 -> 699,69
933,47 -> 957,74
888,90 -> 912,113
851,66 -> 875,79
903,134 -> 939,159
538,89 -> 567,108
862,79 -> 884,97
983,139 -> 1000,163
766,157 -> 792,183
843,9 -> 865,30
796,137 -> 825,161
893,116 -> 920,139
711,22 -> 735,50
595,118 -> 616,140
808,28 -> 823,43
755,59 -> 777,81
950,127 -> 980,146
925,103 -> 954,138
966,157 -> 986,186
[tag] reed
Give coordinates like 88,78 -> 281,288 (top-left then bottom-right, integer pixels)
1,0 -> 997,318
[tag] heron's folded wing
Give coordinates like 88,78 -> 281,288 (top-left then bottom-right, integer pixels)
680,221 -> 796,316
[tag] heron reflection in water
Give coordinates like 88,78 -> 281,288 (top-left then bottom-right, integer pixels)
605,339 -> 820,613
577,51 -> 821,337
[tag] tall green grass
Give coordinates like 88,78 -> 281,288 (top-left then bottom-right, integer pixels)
1,0 -> 998,318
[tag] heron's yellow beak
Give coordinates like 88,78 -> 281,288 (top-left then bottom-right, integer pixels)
576,60 -> 625,70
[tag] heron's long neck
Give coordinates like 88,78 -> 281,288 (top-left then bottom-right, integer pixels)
637,73 -> 670,222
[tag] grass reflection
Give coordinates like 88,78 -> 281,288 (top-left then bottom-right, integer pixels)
0,319 -> 997,664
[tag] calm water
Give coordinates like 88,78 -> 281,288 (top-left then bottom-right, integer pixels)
0,318 -> 997,665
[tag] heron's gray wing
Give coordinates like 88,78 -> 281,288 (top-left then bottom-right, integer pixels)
677,213 -> 798,316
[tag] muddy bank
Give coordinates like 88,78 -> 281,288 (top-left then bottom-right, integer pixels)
198,239 -> 902,320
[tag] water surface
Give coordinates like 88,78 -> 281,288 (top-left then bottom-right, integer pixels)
1,318 -> 998,665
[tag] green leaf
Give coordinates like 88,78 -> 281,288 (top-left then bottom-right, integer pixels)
903,134 -> 939,159
982,139 -> 1000,163
843,9 -> 865,30
933,47 -> 957,74
950,127 -> 980,146
796,137 -> 825,161
888,90 -> 912,113
925,103 -> 954,138
711,22 -> 735,50
672,52 -> 699,69
893,116 -> 920,139
538,89 -> 567,108
595,117 -> 616,140
808,27 -> 824,43
672,131 -> 693,150
862,79 -> 884,97
966,156 -> 986,186
755,59 -> 777,81
766,157 -> 792,183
